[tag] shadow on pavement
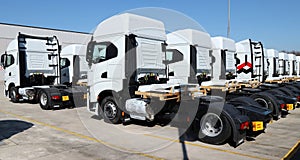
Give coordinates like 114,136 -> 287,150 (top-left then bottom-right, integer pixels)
0,120 -> 34,141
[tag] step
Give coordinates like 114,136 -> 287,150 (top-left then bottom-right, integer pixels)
46,42 -> 57,45
254,46 -> 261,49
19,47 -> 27,50
47,48 -> 58,52
49,64 -> 58,67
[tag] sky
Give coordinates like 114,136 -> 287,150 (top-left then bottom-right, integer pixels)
0,0 -> 299,51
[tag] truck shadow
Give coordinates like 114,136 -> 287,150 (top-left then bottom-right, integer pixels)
0,120 -> 34,141
246,130 -> 265,141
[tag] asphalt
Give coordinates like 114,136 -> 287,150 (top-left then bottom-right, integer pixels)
0,81 -> 299,160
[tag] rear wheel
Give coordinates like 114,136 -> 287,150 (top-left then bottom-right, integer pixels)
278,87 -> 296,97
39,90 -> 52,110
100,96 -> 121,124
250,92 -> 279,118
198,104 -> 232,145
9,87 -> 19,103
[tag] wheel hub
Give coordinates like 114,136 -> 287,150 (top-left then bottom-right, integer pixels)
255,97 -> 269,109
104,102 -> 117,119
201,113 -> 223,137
40,93 -> 48,106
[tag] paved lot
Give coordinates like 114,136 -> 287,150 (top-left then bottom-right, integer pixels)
0,82 -> 299,160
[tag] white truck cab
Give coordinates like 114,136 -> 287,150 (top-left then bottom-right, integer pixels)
86,13 -> 167,122
166,29 -> 212,85
60,44 -> 88,85
296,56 -> 300,77
1,33 -> 60,102
288,53 -> 297,77
211,36 -> 236,81
235,39 -> 265,82
265,49 -> 280,81
278,52 -> 289,77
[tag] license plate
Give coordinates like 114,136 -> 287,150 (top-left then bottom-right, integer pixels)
62,96 -> 69,101
83,94 -> 87,99
252,121 -> 264,131
286,104 -> 293,110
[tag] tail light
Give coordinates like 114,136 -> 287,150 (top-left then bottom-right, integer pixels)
280,104 -> 286,109
240,121 -> 249,130
51,95 -> 60,100
297,96 -> 300,101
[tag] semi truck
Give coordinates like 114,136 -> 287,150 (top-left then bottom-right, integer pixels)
86,13 -> 251,146
0,33 -> 87,109
166,29 -> 272,133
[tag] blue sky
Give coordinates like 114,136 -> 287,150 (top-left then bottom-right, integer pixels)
0,0 -> 299,51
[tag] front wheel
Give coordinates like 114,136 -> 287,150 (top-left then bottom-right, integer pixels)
39,90 -> 52,110
9,87 -> 19,103
100,96 -> 121,124
198,106 -> 232,145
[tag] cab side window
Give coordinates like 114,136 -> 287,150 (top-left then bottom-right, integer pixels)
5,55 -> 15,67
92,42 -> 118,64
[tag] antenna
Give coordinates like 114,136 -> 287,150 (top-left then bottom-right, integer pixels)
227,0 -> 231,38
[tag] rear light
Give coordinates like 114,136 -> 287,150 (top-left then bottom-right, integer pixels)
280,104 -> 286,109
51,95 -> 60,100
297,96 -> 300,101
240,121 -> 249,130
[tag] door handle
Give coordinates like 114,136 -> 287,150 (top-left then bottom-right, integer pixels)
101,72 -> 107,78
9,72 -> 11,76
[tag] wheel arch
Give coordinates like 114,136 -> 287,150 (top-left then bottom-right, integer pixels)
222,104 -> 248,147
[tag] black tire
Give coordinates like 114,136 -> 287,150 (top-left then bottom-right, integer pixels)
39,90 -> 52,110
250,92 -> 279,118
278,87 -> 296,97
198,103 -> 232,145
100,96 -> 121,124
9,87 -> 19,103
286,85 -> 300,94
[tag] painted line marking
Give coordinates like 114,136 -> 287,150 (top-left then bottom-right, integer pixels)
143,134 -> 271,160
0,109 -> 163,160
281,141 -> 300,160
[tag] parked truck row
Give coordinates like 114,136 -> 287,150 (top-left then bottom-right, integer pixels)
1,13 -> 300,147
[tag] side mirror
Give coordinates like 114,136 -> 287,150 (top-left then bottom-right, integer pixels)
234,53 -> 240,66
0,54 -> 5,67
168,71 -> 174,76
60,58 -> 70,69
161,42 -> 167,52
86,41 -> 95,66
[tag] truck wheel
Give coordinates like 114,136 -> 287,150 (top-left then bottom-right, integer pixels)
39,90 -> 52,110
9,87 -> 19,103
198,106 -> 232,145
279,87 -> 296,97
100,96 -> 121,124
250,92 -> 278,118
